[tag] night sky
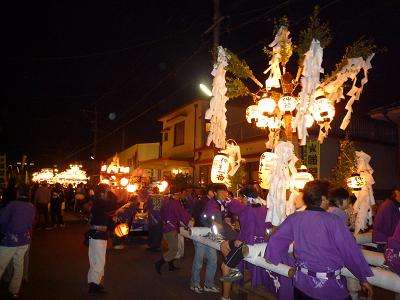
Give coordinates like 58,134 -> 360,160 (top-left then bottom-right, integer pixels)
2,0 -> 400,169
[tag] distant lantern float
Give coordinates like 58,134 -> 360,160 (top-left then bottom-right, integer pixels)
157,180 -> 169,193
246,105 -> 261,124
54,165 -> 88,187
32,168 -> 55,184
114,223 -> 130,237
120,177 -> 129,187
211,153 -> 230,184
312,97 -> 335,124
292,165 -> 314,190
126,183 -> 138,193
258,149 -> 275,189
258,97 -> 276,115
347,173 -> 366,191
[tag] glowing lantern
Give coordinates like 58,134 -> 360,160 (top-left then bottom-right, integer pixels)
127,184 -> 138,193
211,154 -> 230,183
267,116 -> 281,129
292,165 -> 314,190
120,177 -> 129,187
305,114 -> 314,128
258,97 -> 276,114
246,105 -> 261,123
114,223 -> 130,237
312,97 -> 335,124
258,150 -> 276,189
124,167 -> 130,174
278,96 -> 297,113
101,179 -> 110,185
157,180 -> 169,193
347,173 -> 366,191
256,116 -> 268,128
101,165 -> 107,172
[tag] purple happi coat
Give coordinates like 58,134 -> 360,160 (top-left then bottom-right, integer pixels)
144,195 -> 164,226
385,220 -> 400,275
160,197 -> 191,233
265,209 -> 373,300
115,202 -> 138,224
373,198 -> 400,245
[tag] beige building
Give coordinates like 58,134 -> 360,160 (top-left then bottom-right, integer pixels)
106,142 -> 160,179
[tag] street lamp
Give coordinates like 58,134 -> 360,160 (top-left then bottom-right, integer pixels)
199,83 -> 213,97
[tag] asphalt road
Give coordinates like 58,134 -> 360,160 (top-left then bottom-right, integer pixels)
0,213 -> 240,300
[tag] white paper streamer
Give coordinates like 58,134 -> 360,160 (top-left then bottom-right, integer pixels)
293,39 -> 324,146
205,46 -> 230,149
353,151 -> 375,234
266,141 -> 298,226
220,141 -> 242,177
263,26 -> 292,90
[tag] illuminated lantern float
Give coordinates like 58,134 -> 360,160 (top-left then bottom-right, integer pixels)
258,150 -> 276,189
292,165 -> 314,190
100,154 -> 130,189
347,173 -> 366,191
54,165 -> 88,187
211,154 -> 230,184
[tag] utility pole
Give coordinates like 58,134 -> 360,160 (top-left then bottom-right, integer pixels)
93,106 -> 98,160
121,127 -> 125,151
212,0 -> 220,63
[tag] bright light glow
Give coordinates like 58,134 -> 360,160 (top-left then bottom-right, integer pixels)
199,83 -> 213,97
157,180 -> 169,193
101,165 -> 107,172
267,116 -> 281,129
347,173 -> 366,191
32,168 -> 55,184
90,156 -> 95,160
256,116 -> 268,128
258,151 -> 276,189
305,114 -> 314,128
292,165 -> 314,190
212,224 -> 218,235
114,223 -> 130,237
258,97 -> 276,114
246,105 -> 261,123
101,179 -> 110,185
278,96 -> 297,113
54,169 -> 59,173
312,97 -> 335,124
120,177 -> 129,186
127,184 -> 138,193
54,165 -> 88,186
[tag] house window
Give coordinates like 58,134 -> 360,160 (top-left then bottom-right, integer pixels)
164,132 -> 168,142
199,165 -> 210,186
174,121 -> 185,146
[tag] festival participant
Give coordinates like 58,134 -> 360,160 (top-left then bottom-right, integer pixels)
50,183 -> 65,228
144,187 -> 164,252
265,180 -> 374,300
155,190 -> 192,275
190,186 -> 217,294
384,220 -> 400,275
87,183 -> 117,294
373,186 -> 400,252
0,185 -> 36,298
327,187 -> 350,226
113,195 -> 139,249
34,181 -> 51,229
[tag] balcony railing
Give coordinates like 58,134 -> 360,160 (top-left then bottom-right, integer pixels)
226,115 -> 397,145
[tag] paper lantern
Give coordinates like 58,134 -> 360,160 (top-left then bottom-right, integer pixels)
267,116 -> 282,129
211,154 -> 230,183
120,177 -> 129,187
114,223 -> 130,237
256,116 -> 269,128
157,180 -> 169,193
292,165 -> 314,190
312,97 -> 335,124
101,179 -> 110,185
258,150 -> 275,189
258,97 -> 276,114
101,165 -> 107,172
246,105 -> 261,123
126,183 -> 138,193
305,114 -> 314,128
347,173 -> 366,191
278,96 -> 297,113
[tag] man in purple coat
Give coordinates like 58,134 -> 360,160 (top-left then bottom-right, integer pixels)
265,180 -> 374,300
155,190 -> 191,274
384,220 -> 400,275
373,187 -> 400,252
0,185 -> 36,298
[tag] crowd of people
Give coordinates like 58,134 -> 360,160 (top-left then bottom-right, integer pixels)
0,177 -> 399,299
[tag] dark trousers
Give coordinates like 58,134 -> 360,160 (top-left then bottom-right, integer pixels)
36,203 -> 49,227
51,201 -> 64,225
148,223 -> 162,249
294,287 -> 352,300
